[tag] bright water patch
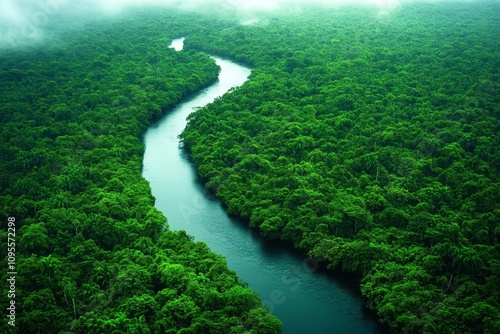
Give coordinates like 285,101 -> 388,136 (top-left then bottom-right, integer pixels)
169,37 -> 185,51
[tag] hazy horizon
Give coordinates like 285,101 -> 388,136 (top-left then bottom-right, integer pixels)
0,0 -> 484,48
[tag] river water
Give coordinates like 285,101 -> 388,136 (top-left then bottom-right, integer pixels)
142,38 -> 385,334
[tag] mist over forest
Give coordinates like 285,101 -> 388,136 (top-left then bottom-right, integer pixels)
0,0 -> 479,48
0,0 -> 498,333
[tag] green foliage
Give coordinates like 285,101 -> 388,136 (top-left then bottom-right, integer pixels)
2,2 -> 499,333
0,9 -> 280,334
180,2 -> 500,333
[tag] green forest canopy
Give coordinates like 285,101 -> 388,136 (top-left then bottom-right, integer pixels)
0,10 -> 281,334
180,2 -> 500,333
0,1 -> 499,333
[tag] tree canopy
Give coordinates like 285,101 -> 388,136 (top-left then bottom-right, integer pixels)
1,2 -> 499,333
180,2 -> 500,333
0,10 -> 280,334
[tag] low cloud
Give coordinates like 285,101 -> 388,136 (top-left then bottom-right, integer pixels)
0,0 -> 473,49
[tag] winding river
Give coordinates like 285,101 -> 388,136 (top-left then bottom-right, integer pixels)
142,38 -> 385,334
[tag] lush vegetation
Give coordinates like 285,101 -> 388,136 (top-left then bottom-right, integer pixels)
2,2 -> 499,333
0,11 -> 281,333
180,2 -> 500,333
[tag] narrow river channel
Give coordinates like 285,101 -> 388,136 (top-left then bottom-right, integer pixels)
142,38 -> 385,334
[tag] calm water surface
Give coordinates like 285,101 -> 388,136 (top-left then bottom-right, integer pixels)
142,38 -> 385,334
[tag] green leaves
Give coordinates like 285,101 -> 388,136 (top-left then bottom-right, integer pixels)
179,3 -> 500,332
19,222 -> 50,254
0,2 -> 498,333
0,10 -> 280,334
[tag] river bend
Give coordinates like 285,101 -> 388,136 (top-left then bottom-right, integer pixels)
142,38 -> 384,334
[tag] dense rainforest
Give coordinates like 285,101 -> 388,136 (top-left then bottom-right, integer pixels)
0,1 -> 498,334
0,11 -> 281,334
179,2 -> 500,333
